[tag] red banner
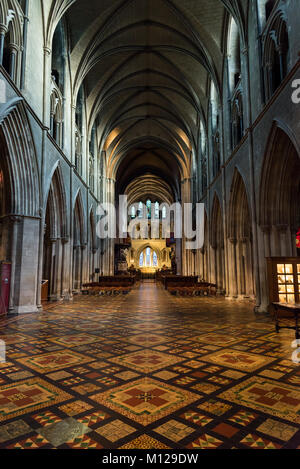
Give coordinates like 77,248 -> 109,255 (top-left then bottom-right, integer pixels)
297,228 -> 300,249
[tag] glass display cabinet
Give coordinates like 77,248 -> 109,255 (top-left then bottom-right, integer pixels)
267,258 -> 300,309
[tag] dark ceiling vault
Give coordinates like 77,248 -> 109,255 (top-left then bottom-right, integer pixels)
59,0 -> 246,198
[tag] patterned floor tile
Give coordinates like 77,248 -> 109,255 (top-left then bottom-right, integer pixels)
256,419 -> 299,442
120,434 -> 170,449
240,434 -> 281,449
186,434 -> 223,449
17,350 -> 93,373
198,399 -> 232,416
201,350 -> 276,372
90,378 -> 200,425
220,377 -> 300,424
66,434 -> 103,449
7,434 -> 50,449
77,411 -> 110,427
1,284 -> 299,449
154,420 -> 195,442
37,418 -> 91,447
32,411 -> 62,427
0,420 -> 32,443
228,410 -> 258,427
59,400 -> 93,416
180,411 -> 213,427
108,349 -> 183,373
0,378 -> 71,422
95,419 -> 136,442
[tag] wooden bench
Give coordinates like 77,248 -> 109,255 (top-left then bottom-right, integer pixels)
82,275 -> 136,296
272,302 -> 300,340
164,276 -> 217,296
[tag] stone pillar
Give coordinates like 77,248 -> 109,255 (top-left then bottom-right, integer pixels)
228,238 -> 238,298
9,216 -> 40,314
8,43 -> 18,81
0,25 -> 7,65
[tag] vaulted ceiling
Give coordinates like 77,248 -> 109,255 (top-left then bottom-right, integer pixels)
60,0 -> 247,200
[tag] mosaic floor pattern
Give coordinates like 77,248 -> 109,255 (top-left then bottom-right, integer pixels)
0,282 -> 300,449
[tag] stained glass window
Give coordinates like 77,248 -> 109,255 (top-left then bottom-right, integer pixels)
146,200 -> 151,219
162,205 -> 167,219
131,205 -> 136,219
153,251 -> 158,267
138,202 -> 144,218
146,247 -> 151,266
139,252 -> 144,267
155,202 -> 159,219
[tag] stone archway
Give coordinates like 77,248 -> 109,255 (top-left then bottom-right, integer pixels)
257,124 -> 300,311
43,166 -> 68,301
228,169 -> 255,299
73,192 -> 86,292
0,101 -> 40,314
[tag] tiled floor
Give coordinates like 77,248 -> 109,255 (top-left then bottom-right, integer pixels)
0,282 -> 300,449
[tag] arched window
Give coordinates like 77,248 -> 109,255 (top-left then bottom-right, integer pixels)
258,0 -> 277,28
131,205 -> 136,219
227,17 -> 241,94
155,202 -> 160,219
50,86 -> 63,146
139,252 -> 144,267
210,82 -> 221,178
227,16 -> 243,149
231,93 -> 244,147
200,121 -> 207,195
162,205 -> 167,219
75,86 -> 84,174
146,200 -> 151,219
263,13 -> 290,100
146,247 -> 151,266
153,251 -> 158,267
138,202 -> 144,218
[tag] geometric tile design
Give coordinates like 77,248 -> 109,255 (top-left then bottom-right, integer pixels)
16,351 -> 93,373
240,434 -> 282,449
66,435 -> 103,449
228,410 -> 258,427
59,401 -> 93,416
180,411 -> 213,427
120,434 -> 170,449
186,434 -> 223,449
37,418 -> 91,447
256,419 -> 299,442
90,378 -> 200,425
95,420 -> 136,442
108,350 -> 183,373
154,420 -> 194,442
198,400 -> 232,416
202,350 -> 276,372
0,378 -> 72,422
1,283 -> 300,449
220,377 -> 300,424
0,420 -> 32,443
48,334 -> 99,348
32,411 -> 62,427
7,434 -> 50,449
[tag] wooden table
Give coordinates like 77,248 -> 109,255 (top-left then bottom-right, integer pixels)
272,303 -> 300,340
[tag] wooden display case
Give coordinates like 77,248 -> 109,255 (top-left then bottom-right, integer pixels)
266,257 -> 300,312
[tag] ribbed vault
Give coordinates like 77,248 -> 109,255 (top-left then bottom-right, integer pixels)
53,0 -> 246,195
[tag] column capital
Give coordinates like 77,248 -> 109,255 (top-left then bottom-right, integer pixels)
43,46 -> 51,56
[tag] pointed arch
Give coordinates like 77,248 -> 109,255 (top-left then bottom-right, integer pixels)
0,100 -> 40,217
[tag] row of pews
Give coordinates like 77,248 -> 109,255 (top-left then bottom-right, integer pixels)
82,275 -> 137,296
157,274 -> 217,296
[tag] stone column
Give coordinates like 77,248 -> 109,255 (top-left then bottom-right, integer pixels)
228,238 -> 238,298
0,25 -> 7,65
8,43 -> 18,81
